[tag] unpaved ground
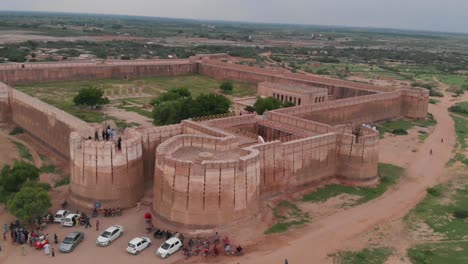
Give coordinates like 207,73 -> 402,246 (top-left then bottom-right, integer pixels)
0,125 -> 20,168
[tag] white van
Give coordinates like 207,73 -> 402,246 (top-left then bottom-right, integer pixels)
156,237 -> 182,258
54,210 -> 69,223
61,214 -> 80,227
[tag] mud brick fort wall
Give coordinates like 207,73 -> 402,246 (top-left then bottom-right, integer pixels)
0,56 -> 428,230
69,129 -> 144,208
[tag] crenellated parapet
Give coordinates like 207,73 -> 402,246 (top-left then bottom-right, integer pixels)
153,133 -> 260,230
69,129 -> 145,209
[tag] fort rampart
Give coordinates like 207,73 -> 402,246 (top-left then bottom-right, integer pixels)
0,57 -> 428,230
69,129 -> 145,208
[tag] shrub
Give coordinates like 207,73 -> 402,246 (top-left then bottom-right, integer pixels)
453,210 -> 468,219
426,187 -> 441,197
429,89 -> 444,97
9,126 -> 24,135
391,128 -> 408,135
220,81 -> 234,93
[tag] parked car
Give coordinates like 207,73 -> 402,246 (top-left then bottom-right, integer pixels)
58,232 -> 84,253
61,214 -> 80,227
156,237 -> 182,258
96,225 -> 124,246
34,236 -> 49,249
126,237 -> 152,255
54,210 -> 69,223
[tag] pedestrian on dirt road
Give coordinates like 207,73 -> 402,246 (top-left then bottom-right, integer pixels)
96,219 -> 100,231
285,259 -> 288,264
95,130 -> 99,141
430,149 -> 433,155
137,201 -> 141,212
51,247 -> 55,257
441,138 -> 444,143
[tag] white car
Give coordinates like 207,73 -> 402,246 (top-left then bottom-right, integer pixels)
54,210 -> 69,223
96,225 -> 124,246
156,237 -> 182,258
61,214 -> 80,227
126,237 -> 151,255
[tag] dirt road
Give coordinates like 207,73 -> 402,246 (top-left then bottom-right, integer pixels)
230,94 -> 457,264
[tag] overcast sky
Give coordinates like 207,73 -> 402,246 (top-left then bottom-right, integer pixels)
2,0 -> 467,33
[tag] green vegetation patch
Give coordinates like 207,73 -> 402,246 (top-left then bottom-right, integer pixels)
303,163 -> 404,205
264,200 -> 309,234
408,240 -> 468,264
449,102 -> 468,118
11,141 -> 33,162
9,126 -> 24,135
333,247 -> 393,264
54,176 -> 70,187
405,180 -> 468,241
377,115 -> 436,138
40,164 -> 56,173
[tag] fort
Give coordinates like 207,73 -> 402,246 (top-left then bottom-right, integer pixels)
0,54 -> 428,231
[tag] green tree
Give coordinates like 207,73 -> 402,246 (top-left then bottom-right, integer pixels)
190,94 -> 231,117
253,97 -> 283,114
7,182 -> 51,223
153,99 -> 191,125
73,87 -> 110,108
220,81 -> 234,94
151,88 -> 191,106
0,161 -> 39,193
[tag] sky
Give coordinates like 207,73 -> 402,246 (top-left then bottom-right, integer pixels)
1,0 -> 467,34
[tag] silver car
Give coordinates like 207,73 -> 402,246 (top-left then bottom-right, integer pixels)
59,231 -> 84,253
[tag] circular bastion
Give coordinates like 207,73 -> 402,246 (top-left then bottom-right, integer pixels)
153,133 -> 260,230
69,128 -> 145,209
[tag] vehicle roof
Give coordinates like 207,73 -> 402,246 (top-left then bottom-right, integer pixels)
129,237 -> 146,244
164,237 -> 181,244
55,210 -> 67,214
105,225 -> 123,232
64,213 -> 79,218
66,232 -> 83,238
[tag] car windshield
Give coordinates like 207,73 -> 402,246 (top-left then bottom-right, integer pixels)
128,243 -> 135,248
101,231 -> 111,238
54,214 -> 62,218
161,242 -> 170,250
63,237 -> 74,244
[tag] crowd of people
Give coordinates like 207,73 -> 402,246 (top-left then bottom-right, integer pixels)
89,125 -> 123,150
3,221 -> 57,256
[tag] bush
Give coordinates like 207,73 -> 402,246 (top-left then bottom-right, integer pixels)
244,106 -> 255,112
9,126 -> 24,135
253,97 -> 282,114
426,187 -> 441,197
391,128 -> 408,135
429,89 -> 444,97
220,81 -> 234,94
453,210 -> 468,219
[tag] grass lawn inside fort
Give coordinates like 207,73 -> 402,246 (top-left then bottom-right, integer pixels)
14,74 -> 257,124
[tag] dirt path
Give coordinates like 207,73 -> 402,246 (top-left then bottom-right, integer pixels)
229,93 -> 457,263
